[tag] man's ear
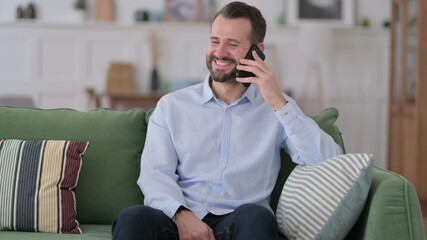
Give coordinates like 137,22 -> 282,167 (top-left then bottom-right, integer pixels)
257,42 -> 265,52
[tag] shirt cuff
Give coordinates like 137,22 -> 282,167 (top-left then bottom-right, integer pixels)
172,205 -> 190,222
274,98 -> 305,135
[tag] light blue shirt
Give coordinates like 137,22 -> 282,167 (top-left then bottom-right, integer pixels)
137,75 -> 342,220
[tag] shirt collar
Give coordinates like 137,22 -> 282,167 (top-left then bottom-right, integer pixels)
201,74 -> 257,106
242,83 -> 256,105
202,75 -> 214,104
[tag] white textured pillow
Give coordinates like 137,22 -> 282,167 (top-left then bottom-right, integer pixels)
276,153 -> 373,240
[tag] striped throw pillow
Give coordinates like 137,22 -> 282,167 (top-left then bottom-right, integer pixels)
276,153 -> 373,240
0,139 -> 89,234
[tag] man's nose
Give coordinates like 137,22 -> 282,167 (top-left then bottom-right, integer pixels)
215,43 -> 229,58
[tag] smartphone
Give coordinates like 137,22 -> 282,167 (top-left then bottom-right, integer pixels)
236,44 -> 266,87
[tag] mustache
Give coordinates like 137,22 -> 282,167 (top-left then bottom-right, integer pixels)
209,55 -> 238,65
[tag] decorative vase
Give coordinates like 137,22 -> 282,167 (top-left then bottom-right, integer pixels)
71,9 -> 86,23
95,0 -> 115,21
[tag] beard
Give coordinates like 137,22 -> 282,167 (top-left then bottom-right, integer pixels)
206,54 -> 238,83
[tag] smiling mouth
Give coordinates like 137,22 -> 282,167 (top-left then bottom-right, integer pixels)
207,55 -> 238,83
212,56 -> 237,69
215,59 -> 231,66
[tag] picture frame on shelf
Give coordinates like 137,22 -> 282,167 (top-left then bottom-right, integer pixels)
164,0 -> 203,22
287,0 -> 354,27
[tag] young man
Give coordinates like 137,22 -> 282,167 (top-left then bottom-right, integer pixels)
112,2 -> 342,240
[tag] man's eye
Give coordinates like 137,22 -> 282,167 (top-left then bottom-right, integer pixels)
230,44 -> 238,47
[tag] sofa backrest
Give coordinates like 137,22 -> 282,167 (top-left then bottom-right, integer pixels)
270,107 -> 346,212
0,106 -> 344,223
0,106 -> 147,224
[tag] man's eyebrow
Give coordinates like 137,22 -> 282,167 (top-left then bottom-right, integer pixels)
209,37 -> 241,45
229,39 -> 241,44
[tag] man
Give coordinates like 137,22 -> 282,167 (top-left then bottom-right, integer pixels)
112,2 -> 342,240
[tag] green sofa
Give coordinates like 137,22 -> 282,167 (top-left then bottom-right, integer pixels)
0,106 -> 424,240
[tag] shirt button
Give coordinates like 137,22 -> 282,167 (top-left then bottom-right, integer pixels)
223,134 -> 227,139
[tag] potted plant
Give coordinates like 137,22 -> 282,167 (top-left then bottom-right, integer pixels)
72,0 -> 87,22
74,0 -> 86,10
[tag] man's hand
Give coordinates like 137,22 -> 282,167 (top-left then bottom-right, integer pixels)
236,50 -> 288,111
175,208 -> 215,240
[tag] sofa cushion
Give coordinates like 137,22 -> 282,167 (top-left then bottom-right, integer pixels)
0,224 -> 111,240
0,139 -> 89,234
276,153 -> 373,240
0,107 -> 147,224
270,107 -> 345,212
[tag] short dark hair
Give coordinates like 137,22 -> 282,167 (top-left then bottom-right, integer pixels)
213,1 -> 266,44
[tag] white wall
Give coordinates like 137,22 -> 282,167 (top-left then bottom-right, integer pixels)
0,0 -> 390,28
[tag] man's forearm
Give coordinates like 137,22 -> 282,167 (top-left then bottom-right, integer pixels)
276,97 -> 342,165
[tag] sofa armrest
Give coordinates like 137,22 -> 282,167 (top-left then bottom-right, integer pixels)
345,167 -> 425,240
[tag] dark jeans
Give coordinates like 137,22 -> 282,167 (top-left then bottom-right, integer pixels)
112,203 -> 278,240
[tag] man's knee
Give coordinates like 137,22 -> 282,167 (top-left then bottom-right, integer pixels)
112,205 -> 176,240
220,203 -> 278,239
233,203 -> 277,232
234,203 -> 275,222
113,205 -> 158,228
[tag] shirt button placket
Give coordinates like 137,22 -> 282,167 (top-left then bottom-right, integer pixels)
219,106 -> 232,172
210,106 -> 232,208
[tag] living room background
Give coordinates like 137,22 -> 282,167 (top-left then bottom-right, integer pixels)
0,0 -> 391,169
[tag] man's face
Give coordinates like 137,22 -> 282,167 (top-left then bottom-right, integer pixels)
206,15 -> 253,83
